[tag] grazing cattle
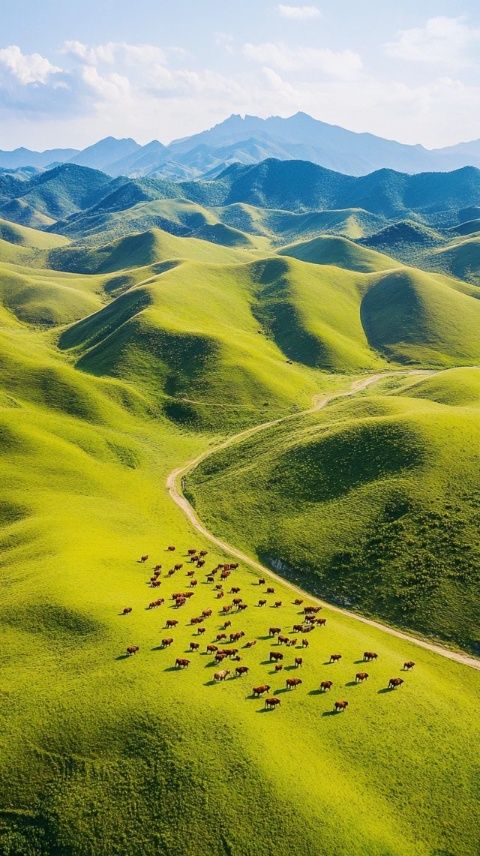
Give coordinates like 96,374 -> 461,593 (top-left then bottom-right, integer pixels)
355,672 -> 369,683
174,564 -> 182,571
220,570 -> 231,580
167,546 -> 176,552
154,564 -> 162,572
187,549 -> 197,556
151,581 -> 161,589
161,638 -> 173,648
230,587 -> 241,594
404,661 -> 415,671
232,597 -> 242,606
301,639 -> 309,648
294,657 -> 303,667
216,633 -> 227,641
364,651 -> 378,662
320,680 -> 333,692
174,597 -> 186,607
258,578 -> 265,586
222,605 -> 232,614
330,654 -> 342,663
207,576 -> 214,583
238,603 -> 248,612
274,664 -> 283,673
270,651 -> 284,662
278,635 -> 289,646
197,560 -> 205,569
190,642 -> 200,651
190,579 -> 198,588
166,619 -> 178,628
274,601 -> 282,608
302,625 -> 314,634
186,570 -> 195,577
126,645 -> 139,655
197,627 -> 206,635
230,631 -> 245,642
266,587 -> 275,594
214,669 -> 230,681
216,592 -> 224,599
190,617 -> 203,625
236,666 -> 249,676
265,697 -> 281,710
222,620 -> 232,629
253,684 -> 271,697
258,599 -> 267,607
215,652 -> 226,663
167,570 -> 175,578
244,640 -> 256,649
316,618 -> 327,627
139,555 -> 148,563
294,599 -> 303,606
199,550 -> 208,557
122,607 -> 132,615
175,658 -> 190,668
269,627 -> 281,636
293,624 -> 304,633
334,700 -> 348,712
202,609 -> 212,618
287,638 -> 297,648
206,644 -> 218,653
286,677 -> 302,689
388,678 -> 404,689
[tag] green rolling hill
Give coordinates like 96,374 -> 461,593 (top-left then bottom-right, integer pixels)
0,161 -> 479,855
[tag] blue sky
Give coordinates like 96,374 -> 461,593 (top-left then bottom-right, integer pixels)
1,1 -> 480,149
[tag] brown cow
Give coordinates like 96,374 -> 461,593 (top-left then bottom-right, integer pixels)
258,599 -> 267,607
230,587 -> 241,594
186,570 -> 196,577
265,697 -> 281,710
286,677 -> 302,689
174,564 -> 182,571
215,652 -> 226,662
330,654 -> 342,663
278,635 -> 289,645
199,550 -> 208,557
232,597 -> 242,606
189,642 -> 200,651
269,627 -> 281,636
187,549 -> 197,556
274,664 -> 283,673
139,555 -> 148,563
294,657 -> 303,667
175,658 -> 190,668
206,644 -> 218,653
334,700 -> 348,712
214,669 -> 230,681
236,665 -> 249,676
294,599 -> 303,606
403,661 -> 415,670
167,546 -> 176,552
154,564 -> 162,571
166,619 -> 178,628
207,576 -> 214,584
244,640 -> 257,649
222,620 -> 232,629
253,684 -> 271,697
301,639 -> 309,648
274,601 -> 282,608
197,627 -> 206,636
287,638 -> 297,647
216,633 -> 227,641
293,623 -> 304,633
122,607 -> 132,615
364,651 -> 378,662
355,672 -> 369,683
202,609 -> 213,618
190,579 -> 198,588
266,587 -> 275,594
161,638 -> 173,648
316,618 -> 327,627
270,651 -> 284,662
258,578 -> 265,586
320,680 -> 333,692
388,678 -> 404,689
126,645 -> 139,655
238,603 -> 248,612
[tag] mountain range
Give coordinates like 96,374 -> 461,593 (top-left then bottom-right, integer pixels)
3,113 -> 480,179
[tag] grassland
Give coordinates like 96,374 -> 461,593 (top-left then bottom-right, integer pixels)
0,209 -> 479,854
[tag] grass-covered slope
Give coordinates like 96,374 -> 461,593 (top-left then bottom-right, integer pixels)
187,369 -> 480,654
279,234 -> 396,272
0,325 -> 478,854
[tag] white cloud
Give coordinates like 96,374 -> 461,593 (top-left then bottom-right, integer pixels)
278,4 -> 321,20
385,16 -> 480,67
0,45 -> 61,85
243,41 -> 362,79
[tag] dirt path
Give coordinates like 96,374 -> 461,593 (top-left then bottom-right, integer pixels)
166,372 -> 480,672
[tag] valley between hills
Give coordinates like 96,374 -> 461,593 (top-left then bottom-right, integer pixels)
0,156 -> 479,855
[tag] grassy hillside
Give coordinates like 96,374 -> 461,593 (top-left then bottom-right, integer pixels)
279,235 -> 396,272
0,196 -> 478,854
0,322 -> 478,854
187,369 -> 480,654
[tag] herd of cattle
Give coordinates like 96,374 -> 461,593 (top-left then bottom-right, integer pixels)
120,547 -> 415,712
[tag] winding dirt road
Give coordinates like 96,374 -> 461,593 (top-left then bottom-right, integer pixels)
166,372 -> 480,672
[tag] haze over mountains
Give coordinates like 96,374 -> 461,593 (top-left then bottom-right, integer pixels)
3,113 -> 480,179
